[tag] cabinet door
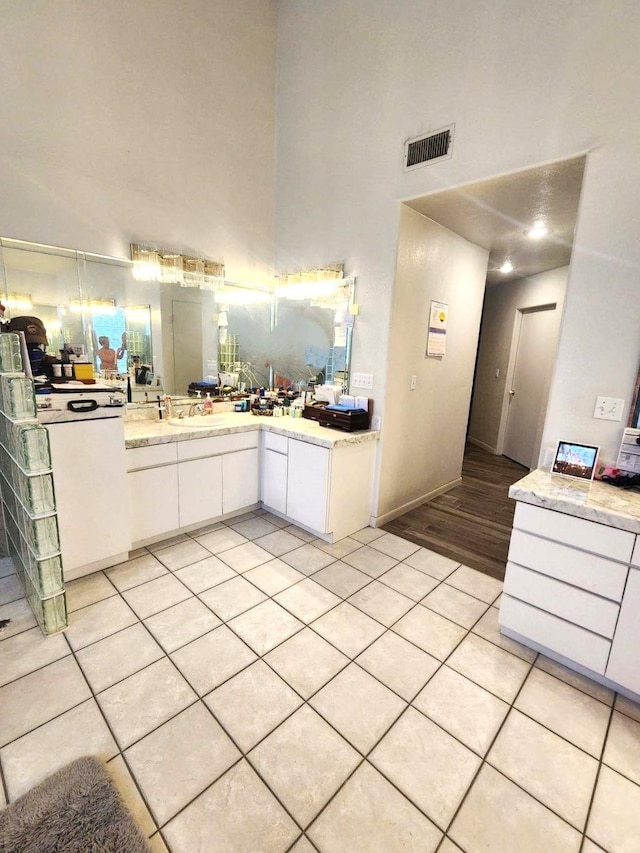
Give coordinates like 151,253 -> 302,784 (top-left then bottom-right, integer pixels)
129,465 -> 179,543
223,448 -> 259,514
606,567 -> 640,693
262,448 -> 288,515
178,456 -> 222,527
286,439 -> 330,532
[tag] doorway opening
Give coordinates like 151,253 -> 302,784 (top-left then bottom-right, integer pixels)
383,155 -> 586,578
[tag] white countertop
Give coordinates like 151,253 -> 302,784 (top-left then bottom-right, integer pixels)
124,411 -> 379,450
509,468 -> 640,534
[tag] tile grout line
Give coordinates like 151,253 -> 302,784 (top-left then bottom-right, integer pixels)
59,628 -> 173,849
432,650 -> 540,849
577,696 -> 617,852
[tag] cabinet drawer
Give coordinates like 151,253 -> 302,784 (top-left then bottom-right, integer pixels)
263,432 -> 288,454
177,431 -> 259,461
126,443 -> 177,471
503,562 -> 619,638
499,594 -> 611,675
513,502 -> 634,563
508,529 -> 628,601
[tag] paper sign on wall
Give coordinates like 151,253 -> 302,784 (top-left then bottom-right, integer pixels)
426,300 -> 448,357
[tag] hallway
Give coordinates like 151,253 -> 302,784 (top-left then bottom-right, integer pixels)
383,444 -> 527,581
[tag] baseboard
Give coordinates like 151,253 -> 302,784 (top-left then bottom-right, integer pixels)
467,435 -> 499,454
371,477 -> 462,528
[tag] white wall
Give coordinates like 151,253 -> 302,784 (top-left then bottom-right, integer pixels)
0,0 -> 276,282
376,207 -> 488,522
469,267 -> 568,455
276,0 -> 640,473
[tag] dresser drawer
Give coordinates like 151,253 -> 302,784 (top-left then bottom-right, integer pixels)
263,432 -> 288,454
499,594 -> 611,675
503,563 -> 619,638
177,431 -> 259,461
126,443 -> 177,471
513,502 -> 634,563
508,529 -> 628,601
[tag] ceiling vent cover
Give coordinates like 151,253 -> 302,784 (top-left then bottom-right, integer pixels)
404,125 -> 454,171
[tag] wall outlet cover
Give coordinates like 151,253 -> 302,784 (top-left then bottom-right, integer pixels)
371,415 -> 381,430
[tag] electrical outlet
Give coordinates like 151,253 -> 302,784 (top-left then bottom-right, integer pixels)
410,374 -> 417,390
371,415 -> 381,430
593,396 -> 625,421
352,372 -> 374,390
494,368 -> 500,379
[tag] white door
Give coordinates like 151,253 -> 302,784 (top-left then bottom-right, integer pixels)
178,456 -> 222,527
261,448 -> 288,515
286,439 -> 330,532
222,449 -> 259,514
502,305 -> 557,468
172,300 -> 202,394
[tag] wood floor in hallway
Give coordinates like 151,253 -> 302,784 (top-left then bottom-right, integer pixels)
383,443 -> 528,581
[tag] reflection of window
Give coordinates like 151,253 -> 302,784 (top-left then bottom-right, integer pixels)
93,310 -> 127,373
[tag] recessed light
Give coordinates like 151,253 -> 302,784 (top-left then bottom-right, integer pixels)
526,220 -> 550,239
499,261 -> 514,274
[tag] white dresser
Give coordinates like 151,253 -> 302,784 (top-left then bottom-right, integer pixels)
500,469 -> 640,700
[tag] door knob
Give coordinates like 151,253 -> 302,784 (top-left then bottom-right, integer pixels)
509,389 -> 516,396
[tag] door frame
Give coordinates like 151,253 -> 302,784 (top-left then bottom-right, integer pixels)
496,302 -> 557,464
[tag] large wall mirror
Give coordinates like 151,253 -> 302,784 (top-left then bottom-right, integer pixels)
0,238 -> 355,397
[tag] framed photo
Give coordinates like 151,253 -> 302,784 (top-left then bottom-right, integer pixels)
552,441 -> 600,481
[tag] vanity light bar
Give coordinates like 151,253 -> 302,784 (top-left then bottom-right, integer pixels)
1,293 -> 33,310
130,244 -> 225,289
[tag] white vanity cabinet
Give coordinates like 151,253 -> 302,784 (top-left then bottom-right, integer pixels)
500,475 -> 640,699
177,456 -> 222,526
287,438 -> 330,532
126,431 -> 259,546
606,567 -> 640,693
261,433 -> 288,515
261,431 -> 375,541
127,444 -> 180,543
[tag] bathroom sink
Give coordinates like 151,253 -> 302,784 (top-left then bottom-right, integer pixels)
168,415 -> 223,428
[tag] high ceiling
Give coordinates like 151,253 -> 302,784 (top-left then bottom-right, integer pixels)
405,156 -> 586,286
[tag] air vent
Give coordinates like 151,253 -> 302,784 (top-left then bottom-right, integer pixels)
404,125 -> 454,171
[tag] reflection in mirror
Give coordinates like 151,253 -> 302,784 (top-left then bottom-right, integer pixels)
0,238 -> 356,397
219,278 -> 355,391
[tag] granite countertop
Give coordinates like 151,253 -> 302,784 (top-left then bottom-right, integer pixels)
124,412 -> 380,450
509,468 -> 640,534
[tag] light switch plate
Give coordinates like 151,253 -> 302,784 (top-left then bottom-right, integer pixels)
352,372 -> 374,390
593,396 -> 625,421
410,375 -> 417,390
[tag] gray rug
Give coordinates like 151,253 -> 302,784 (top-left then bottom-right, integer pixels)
0,756 -> 152,853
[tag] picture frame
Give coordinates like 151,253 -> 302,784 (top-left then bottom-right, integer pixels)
551,440 -> 600,481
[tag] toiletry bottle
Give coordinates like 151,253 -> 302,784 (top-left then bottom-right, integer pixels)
204,393 -> 213,415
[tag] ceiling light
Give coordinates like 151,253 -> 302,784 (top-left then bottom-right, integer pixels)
499,261 -> 514,274
526,220 -> 550,239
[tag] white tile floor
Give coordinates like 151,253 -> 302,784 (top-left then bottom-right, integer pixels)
1,513 -> 639,852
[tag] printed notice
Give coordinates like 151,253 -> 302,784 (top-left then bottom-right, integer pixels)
426,300 -> 448,357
